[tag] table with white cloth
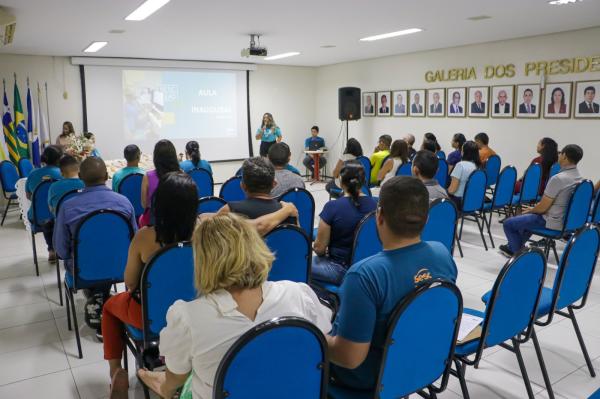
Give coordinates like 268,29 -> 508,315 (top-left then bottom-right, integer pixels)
15,178 -> 31,232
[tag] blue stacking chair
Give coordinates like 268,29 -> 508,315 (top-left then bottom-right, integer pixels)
188,167 -> 214,198
529,179 -> 594,264
219,176 -> 245,202
511,163 -> 541,212
214,317 -> 328,399
437,150 -> 446,160
197,195 -> 227,214
395,161 -> 412,177
64,209 -> 135,358
590,388 -> 600,399
452,248 -> 547,399
435,159 -> 449,188
0,160 -> 19,226
422,198 -> 458,254
17,158 -> 34,178
329,280 -> 462,399
279,187 -> 315,240
124,242 -> 195,399
456,169 -> 488,257
482,166 -> 517,248
356,156 -> 371,183
549,162 -> 561,179
265,224 -> 311,283
484,154 -> 501,189
30,179 -> 57,276
117,173 -> 144,219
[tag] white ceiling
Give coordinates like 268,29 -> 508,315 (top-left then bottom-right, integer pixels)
1,0 -> 600,67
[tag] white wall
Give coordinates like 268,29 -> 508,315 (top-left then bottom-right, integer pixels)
315,27 -> 600,179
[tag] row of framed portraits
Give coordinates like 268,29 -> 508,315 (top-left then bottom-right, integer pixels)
363,80 -> 600,119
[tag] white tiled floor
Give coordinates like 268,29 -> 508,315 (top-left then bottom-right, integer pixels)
0,182 -> 599,398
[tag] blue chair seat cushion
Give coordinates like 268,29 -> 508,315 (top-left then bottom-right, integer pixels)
481,287 -> 554,318
125,324 -> 144,341
529,227 -> 562,238
483,202 -> 493,210
64,271 -> 118,290
313,280 -> 340,294
454,308 -> 486,357
327,384 -> 372,399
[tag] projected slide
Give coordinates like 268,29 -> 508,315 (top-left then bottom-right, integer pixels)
122,70 -> 237,141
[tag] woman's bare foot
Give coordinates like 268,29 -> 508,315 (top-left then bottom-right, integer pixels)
110,368 -> 129,399
138,369 -> 167,397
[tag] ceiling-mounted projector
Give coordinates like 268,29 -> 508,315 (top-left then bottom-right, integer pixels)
241,34 -> 267,58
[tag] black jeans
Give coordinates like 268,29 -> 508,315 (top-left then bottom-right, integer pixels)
259,141 -> 276,157
42,220 -> 54,251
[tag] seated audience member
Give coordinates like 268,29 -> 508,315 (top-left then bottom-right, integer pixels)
326,176 -> 457,392
303,125 -> 327,177
447,133 -> 466,171
83,132 -> 101,157
474,132 -> 496,164
412,150 -> 448,202
25,145 -> 63,261
403,133 -> 417,160
102,172 -> 198,398
447,140 -> 481,207
48,155 -> 84,215
111,144 -> 145,192
377,139 -> 409,185
326,138 -> 363,197
369,134 -> 392,184
421,139 -> 438,153
500,144 -> 583,257
138,213 -> 332,399
312,161 -> 377,285
180,140 -> 213,174
514,137 -> 558,195
424,132 -> 442,152
268,142 -> 305,197
140,140 -> 180,227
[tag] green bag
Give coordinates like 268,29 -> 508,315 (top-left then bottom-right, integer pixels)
177,373 -> 193,399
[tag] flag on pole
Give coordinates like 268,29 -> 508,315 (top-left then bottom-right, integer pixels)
2,86 -> 19,163
27,85 -> 40,167
13,80 -> 29,159
37,84 -> 50,149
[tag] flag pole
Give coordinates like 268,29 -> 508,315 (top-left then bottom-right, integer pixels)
26,76 -> 32,159
45,82 -> 52,144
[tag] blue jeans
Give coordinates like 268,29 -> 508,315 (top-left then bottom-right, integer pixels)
503,214 -> 546,253
311,256 -> 348,285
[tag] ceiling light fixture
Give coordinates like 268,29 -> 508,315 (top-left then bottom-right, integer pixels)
125,0 -> 171,21
83,41 -> 108,53
548,0 -> 580,4
264,52 -> 300,61
360,28 -> 422,42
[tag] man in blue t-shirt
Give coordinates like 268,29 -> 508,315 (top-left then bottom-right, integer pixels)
302,126 -> 327,178
48,154 -> 84,216
326,176 -> 458,392
112,144 -> 145,192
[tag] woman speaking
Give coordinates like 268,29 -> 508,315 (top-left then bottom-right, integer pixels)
255,112 -> 282,156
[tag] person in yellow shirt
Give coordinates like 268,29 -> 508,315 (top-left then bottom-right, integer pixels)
474,132 -> 496,164
370,135 -> 392,184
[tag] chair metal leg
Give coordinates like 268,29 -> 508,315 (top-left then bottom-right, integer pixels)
31,231 -> 39,276
64,282 -> 72,331
568,306 -> 596,377
458,216 -> 465,240
485,211 -> 496,248
513,339 -> 535,399
531,328 -> 555,399
456,235 -> 464,258
69,289 -> 83,359
123,344 -> 129,371
453,358 -> 470,399
475,213 -> 488,251
551,240 -> 560,265
1,197 -> 11,226
56,261 -> 63,306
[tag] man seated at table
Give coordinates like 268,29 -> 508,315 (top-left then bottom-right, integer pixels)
269,142 -> 305,197
326,176 -> 457,393
111,144 -> 145,192
369,134 -> 392,185
302,125 -> 327,178
48,155 -> 84,216
412,150 -> 448,202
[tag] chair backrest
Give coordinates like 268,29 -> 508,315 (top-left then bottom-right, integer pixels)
376,281 -> 462,398
461,169 -> 487,213
396,161 -> 412,177
484,154 -> 501,187
117,173 -> 144,218
477,249 -> 545,356
214,317 -> 328,399
435,159 -> 449,187
17,158 -> 34,178
54,188 -> 81,216
188,168 -> 214,198
278,187 -> 315,239
73,209 -> 135,285
0,160 -> 19,194
549,162 -> 561,179
219,176 -> 245,202
264,225 -> 311,283
31,179 -> 56,226
491,166 -> 517,209
436,150 -> 446,160
141,242 -> 195,340
551,224 -> 600,314
591,190 -> 600,225
197,196 -> 227,214
562,180 -> 594,233
422,199 -> 458,253
350,211 -> 382,264
519,163 -> 542,204
356,155 -> 371,181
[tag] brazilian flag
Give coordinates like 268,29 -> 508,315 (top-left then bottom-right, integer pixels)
13,82 -> 29,159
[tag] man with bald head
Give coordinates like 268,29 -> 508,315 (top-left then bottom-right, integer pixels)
403,133 -> 417,160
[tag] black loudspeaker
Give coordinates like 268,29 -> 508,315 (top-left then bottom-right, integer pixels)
338,87 -> 361,121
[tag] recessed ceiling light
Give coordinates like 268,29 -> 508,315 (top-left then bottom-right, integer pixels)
83,41 -> 108,53
548,0 -> 581,4
125,0 -> 171,21
320,44 -> 337,48
467,15 -> 492,21
360,28 -> 422,42
264,52 -> 301,61
109,29 -> 126,34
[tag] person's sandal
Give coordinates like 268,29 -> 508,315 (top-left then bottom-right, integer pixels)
110,369 -> 129,399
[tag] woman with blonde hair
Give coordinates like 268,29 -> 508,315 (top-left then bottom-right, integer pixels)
255,112 -> 283,157
138,213 -> 331,399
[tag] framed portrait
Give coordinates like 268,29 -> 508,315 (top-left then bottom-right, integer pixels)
573,80 -> 600,119
490,85 -> 514,118
376,91 -> 392,117
408,89 -> 426,117
447,88 -> 466,117
515,84 -> 541,119
362,92 -> 376,117
427,88 -> 445,117
467,87 -> 489,118
392,90 -> 408,117
544,82 -> 572,119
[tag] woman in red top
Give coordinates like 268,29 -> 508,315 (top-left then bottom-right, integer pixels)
514,137 -> 558,195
